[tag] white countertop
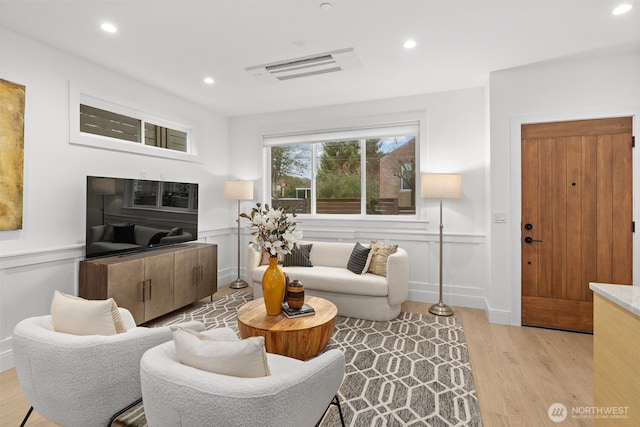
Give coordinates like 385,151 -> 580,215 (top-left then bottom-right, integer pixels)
590,283 -> 640,317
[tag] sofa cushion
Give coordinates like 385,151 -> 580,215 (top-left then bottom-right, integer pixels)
271,266 -> 388,297
347,242 -> 371,274
51,290 -> 126,335
368,241 -> 398,277
172,327 -> 270,378
283,244 -> 313,267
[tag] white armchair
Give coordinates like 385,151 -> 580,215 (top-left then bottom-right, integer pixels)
12,308 -> 204,427
140,327 -> 346,427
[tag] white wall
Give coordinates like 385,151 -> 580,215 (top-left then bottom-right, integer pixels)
0,28 -> 235,371
489,50 -> 640,325
229,87 -> 490,313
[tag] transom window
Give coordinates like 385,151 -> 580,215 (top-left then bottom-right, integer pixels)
80,104 -> 188,153
266,124 -> 418,216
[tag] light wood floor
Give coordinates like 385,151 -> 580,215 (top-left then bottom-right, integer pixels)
1,287 -> 593,427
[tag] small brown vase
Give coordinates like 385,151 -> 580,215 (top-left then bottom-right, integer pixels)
286,279 -> 305,310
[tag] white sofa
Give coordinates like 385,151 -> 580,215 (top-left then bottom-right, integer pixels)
247,241 -> 410,321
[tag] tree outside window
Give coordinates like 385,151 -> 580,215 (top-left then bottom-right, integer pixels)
269,134 -> 416,215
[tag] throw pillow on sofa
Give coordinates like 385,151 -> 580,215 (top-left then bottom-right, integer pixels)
148,231 -> 168,245
113,224 -> 136,244
260,251 -> 284,265
167,227 -> 183,236
347,242 -> 371,274
283,244 -> 313,267
50,290 -> 127,335
368,240 -> 398,277
172,327 -> 271,378
101,224 -> 115,242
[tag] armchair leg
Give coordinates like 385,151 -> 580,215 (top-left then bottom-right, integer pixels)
316,395 -> 346,427
108,398 -> 143,427
20,406 -> 33,427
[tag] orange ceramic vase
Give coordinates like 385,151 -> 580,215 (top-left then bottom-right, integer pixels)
262,256 -> 285,315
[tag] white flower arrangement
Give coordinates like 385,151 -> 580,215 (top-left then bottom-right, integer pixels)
240,203 -> 302,257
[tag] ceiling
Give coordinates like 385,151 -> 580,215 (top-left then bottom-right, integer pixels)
1,0 -> 639,117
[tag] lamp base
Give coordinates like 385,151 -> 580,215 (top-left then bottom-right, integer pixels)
229,279 -> 249,289
429,302 -> 454,317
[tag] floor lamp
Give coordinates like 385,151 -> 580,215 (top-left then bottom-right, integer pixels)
422,173 -> 462,317
90,177 -> 116,225
224,180 -> 254,289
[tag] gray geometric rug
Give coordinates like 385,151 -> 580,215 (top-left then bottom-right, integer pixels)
116,291 -> 482,427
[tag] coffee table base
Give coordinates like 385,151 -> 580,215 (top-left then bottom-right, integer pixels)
237,296 -> 337,360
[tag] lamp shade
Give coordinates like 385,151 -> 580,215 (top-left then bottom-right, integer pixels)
224,180 -> 253,201
421,173 -> 461,199
90,177 -> 116,195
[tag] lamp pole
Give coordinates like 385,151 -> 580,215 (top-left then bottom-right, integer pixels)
230,198 -> 248,289
224,180 -> 253,289
422,173 -> 461,317
429,199 -> 453,316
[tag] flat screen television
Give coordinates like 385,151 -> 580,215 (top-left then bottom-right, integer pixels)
86,176 -> 198,259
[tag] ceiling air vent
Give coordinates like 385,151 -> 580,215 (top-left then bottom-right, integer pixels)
246,48 -> 362,83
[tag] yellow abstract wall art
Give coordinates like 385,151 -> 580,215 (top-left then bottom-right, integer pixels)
0,78 -> 25,231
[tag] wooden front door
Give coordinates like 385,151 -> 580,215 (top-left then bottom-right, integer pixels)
521,117 -> 633,332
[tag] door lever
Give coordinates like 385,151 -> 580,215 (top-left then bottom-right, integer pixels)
524,236 -> 543,244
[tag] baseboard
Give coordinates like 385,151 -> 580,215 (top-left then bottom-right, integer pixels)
0,337 -> 15,373
408,288 -> 486,310
483,297 -> 512,325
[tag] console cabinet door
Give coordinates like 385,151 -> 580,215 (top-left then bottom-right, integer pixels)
173,248 -> 198,308
106,258 -> 146,324
197,245 -> 218,300
144,252 -> 175,321
79,244 -> 217,325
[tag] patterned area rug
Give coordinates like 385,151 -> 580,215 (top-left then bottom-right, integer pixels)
115,291 -> 482,427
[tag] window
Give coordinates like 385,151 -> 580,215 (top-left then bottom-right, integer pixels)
80,104 -> 188,153
132,181 -> 198,211
266,124 -> 417,216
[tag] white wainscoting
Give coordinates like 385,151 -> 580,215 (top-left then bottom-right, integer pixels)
1,222 -> 488,372
0,231 -> 233,373
291,218 -> 489,310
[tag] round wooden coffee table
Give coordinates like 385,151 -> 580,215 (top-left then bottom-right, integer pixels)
237,296 -> 337,360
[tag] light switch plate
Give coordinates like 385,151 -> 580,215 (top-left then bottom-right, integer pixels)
493,211 -> 507,223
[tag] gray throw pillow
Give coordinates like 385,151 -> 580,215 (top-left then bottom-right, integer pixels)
347,242 -> 371,274
283,244 -> 313,267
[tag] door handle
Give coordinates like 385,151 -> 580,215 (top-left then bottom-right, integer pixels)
524,236 -> 543,244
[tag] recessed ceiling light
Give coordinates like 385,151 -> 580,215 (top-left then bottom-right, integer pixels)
319,3 -> 333,12
100,22 -> 117,33
203,77 -> 215,85
403,39 -> 417,49
612,3 -> 632,15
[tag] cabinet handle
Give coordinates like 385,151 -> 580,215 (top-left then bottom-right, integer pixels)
148,279 -> 152,300
193,266 -> 198,286
140,281 -> 145,302
200,265 -> 204,284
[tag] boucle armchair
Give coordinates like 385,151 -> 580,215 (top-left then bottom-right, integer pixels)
12,308 -> 204,427
140,327 -> 346,427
